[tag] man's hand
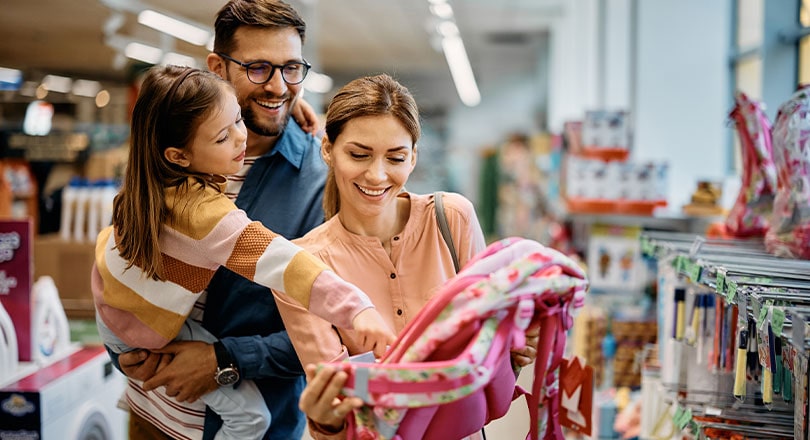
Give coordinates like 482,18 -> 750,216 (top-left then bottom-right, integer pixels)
119,349 -> 171,382
140,341 -> 219,403
292,98 -> 321,135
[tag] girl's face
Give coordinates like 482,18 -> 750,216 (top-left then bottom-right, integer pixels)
324,114 -> 417,220
182,87 -> 248,176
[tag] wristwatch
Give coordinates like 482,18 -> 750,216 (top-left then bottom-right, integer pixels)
213,341 -> 240,386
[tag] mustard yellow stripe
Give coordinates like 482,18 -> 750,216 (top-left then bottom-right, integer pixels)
165,183 -> 236,240
96,247 -> 187,342
283,251 -> 328,309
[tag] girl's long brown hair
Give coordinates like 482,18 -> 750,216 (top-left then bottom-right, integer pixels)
113,65 -> 230,280
322,74 -> 421,219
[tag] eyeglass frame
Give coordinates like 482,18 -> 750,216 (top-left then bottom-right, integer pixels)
216,52 -> 312,85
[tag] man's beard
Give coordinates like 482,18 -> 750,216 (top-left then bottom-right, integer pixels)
242,104 -> 291,138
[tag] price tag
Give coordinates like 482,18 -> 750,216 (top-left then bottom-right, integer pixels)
727,280 -> 738,302
688,261 -> 701,282
771,307 -> 786,337
715,270 -> 726,294
755,301 -> 765,327
675,406 -> 692,430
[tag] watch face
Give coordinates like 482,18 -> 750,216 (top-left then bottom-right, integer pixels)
216,367 -> 239,386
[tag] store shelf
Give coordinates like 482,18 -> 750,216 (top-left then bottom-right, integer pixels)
641,231 -> 810,439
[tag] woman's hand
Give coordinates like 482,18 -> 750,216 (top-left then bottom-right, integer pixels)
510,324 -> 540,368
299,364 -> 363,432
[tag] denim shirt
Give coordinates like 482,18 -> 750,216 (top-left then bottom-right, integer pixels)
202,120 -> 327,440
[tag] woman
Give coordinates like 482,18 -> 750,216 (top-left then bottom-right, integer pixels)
273,74 -> 539,439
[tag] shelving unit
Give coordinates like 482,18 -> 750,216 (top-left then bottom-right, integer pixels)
641,231 -> 810,439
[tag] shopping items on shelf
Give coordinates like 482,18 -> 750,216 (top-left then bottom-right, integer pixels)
0,220 -> 33,362
641,231 -> 808,439
724,92 -> 776,237
59,176 -> 119,243
564,156 -> 668,216
766,85 -> 810,259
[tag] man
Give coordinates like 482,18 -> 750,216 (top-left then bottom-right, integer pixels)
115,1 -> 328,439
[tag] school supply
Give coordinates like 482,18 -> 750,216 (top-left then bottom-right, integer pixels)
327,237 -> 588,439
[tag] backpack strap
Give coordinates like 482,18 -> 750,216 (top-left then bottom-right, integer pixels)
434,191 -> 460,273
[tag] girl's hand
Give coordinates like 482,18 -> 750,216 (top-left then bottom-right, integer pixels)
292,98 -> 321,135
351,308 -> 396,358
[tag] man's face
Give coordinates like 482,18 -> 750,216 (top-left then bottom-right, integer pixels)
215,26 -> 304,139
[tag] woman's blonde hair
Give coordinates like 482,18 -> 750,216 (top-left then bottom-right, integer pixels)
113,65 -> 231,279
322,74 -> 421,219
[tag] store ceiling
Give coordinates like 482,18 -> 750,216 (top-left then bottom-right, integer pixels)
0,0 -> 560,109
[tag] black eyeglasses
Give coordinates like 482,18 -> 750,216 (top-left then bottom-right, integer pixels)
216,52 -> 311,85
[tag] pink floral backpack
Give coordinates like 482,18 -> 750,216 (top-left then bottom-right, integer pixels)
326,237 -> 588,440
765,85 -> 810,258
725,91 -> 776,237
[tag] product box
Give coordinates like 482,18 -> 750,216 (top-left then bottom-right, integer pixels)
0,219 -> 33,361
586,224 -> 646,292
0,345 -> 128,439
33,235 -> 96,320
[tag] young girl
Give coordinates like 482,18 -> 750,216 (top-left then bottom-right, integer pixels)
91,65 -> 395,440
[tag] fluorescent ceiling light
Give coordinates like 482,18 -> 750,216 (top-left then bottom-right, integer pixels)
303,71 -> 333,94
42,74 -> 73,93
138,9 -> 210,46
441,35 -> 480,107
72,79 -> 102,97
125,41 -> 163,64
429,3 -> 453,19
437,20 -> 459,38
162,52 -> 198,68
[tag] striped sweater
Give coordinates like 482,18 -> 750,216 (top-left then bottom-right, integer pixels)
92,177 -> 373,350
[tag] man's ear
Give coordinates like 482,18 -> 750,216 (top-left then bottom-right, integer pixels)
207,53 -> 226,79
320,137 -> 332,165
164,147 -> 191,168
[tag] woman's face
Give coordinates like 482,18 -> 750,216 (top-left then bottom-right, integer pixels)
325,114 -> 417,219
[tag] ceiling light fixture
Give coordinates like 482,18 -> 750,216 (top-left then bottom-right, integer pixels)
138,10 -> 211,46
162,52 -> 198,68
72,79 -> 102,97
125,41 -> 163,64
42,75 -> 73,94
441,34 -> 480,107
429,3 -> 481,108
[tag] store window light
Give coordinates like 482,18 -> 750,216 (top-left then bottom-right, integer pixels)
303,71 -> 334,94
138,10 -> 210,47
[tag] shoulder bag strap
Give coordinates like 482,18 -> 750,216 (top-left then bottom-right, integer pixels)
434,191 -> 460,273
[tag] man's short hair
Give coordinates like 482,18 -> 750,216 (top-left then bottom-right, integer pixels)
213,0 -> 306,54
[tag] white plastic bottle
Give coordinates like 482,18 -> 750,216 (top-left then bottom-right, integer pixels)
99,179 -> 119,230
71,178 -> 90,242
0,300 -> 18,383
59,177 -> 80,241
30,276 -> 71,366
86,179 -> 102,241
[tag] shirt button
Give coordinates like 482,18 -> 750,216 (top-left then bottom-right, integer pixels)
393,236 -> 400,241
397,309 -> 403,316
390,273 -> 396,279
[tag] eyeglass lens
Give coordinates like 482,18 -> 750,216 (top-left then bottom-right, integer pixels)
247,63 -> 308,85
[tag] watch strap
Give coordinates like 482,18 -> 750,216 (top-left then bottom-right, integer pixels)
213,340 -> 233,369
